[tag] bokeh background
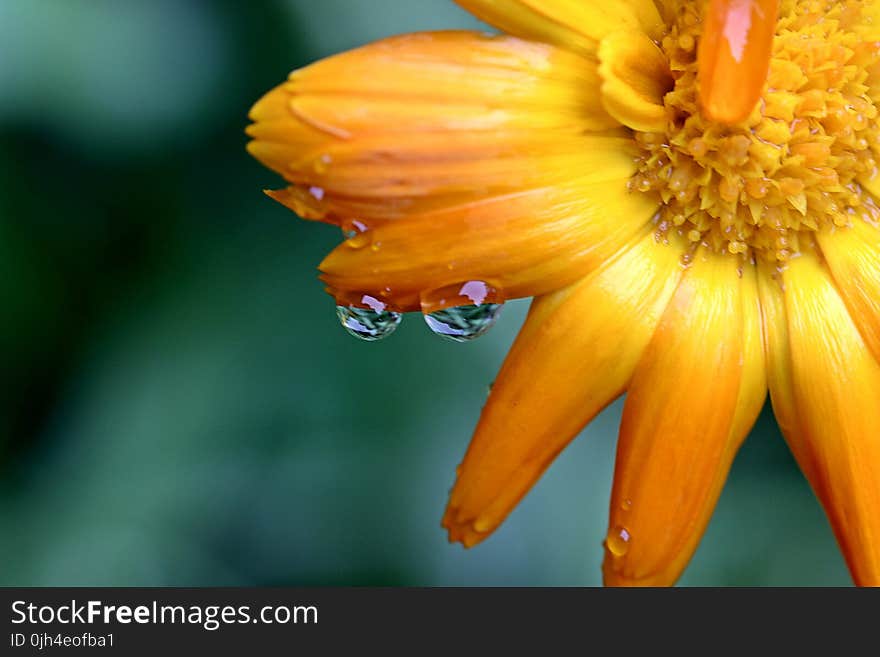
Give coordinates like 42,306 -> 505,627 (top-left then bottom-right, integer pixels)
0,0 -> 851,586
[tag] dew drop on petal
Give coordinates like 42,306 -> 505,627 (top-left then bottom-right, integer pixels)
336,294 -> 401,341
340,218 -> 367,240
605,525 -> 631,557
419,280 -> 504,312
313,154 -> 332,173
473,517 -> 491,533
424,303 -> 502,343
420,280 -> 504,342
345,231 -> 372,250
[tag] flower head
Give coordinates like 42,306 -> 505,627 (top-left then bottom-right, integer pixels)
247,0 -> 880,586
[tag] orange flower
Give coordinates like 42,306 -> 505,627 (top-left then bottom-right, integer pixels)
246,0 -> 880,586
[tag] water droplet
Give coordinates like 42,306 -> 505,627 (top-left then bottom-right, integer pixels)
424,303 -> 502,342
345,231 -> 371,249
621,498 -> 633,511
313,154 -> 332,173
473,517 -> 491,532
308,186 -> 325,200
605,525 -> 631,557
419,281 -> 504,342
340,218 -> 367,240
336,295 -> 401,341
419,280 -> 503,313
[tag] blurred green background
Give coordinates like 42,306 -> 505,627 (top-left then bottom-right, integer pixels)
0,0 -> 850,586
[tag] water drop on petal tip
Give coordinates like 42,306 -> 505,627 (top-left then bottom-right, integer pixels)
424,303 -> 503,343
345,232 -> 371,249
340,218 -> 367,240
336,305 -> 401,341
472,517 -> 491,533
313,154 -> 332,173
419,280 -> 504,313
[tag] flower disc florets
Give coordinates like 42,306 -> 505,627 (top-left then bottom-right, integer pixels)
631,0 -> 880,263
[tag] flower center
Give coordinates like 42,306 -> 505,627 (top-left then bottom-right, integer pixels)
630,0 -> 880,262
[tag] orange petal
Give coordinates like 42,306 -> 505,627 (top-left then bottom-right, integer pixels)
246,31 -> 619,225
442,231 -> 686,547
817,221 -> 880,364
698,0 -> 779,124
762,253 -> 880,586
603,250 -> 766,586
455,0 -> 664,58
319,172 -> 658,311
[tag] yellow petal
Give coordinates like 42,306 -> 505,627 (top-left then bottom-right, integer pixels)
246,31 -> 619,224
443,231 -> 686,547
598,30 -> 672,132
765,252 -> 880,586
603,250 -> 766,586
818,221 -> 880,364
319,172 -> 658,311
858,169 -> 880,200
455,0 -> 663,58
756,263 -> 803,448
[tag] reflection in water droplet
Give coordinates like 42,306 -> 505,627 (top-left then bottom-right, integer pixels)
419,280 -> 503,314
621,498 -> 633,511
605,525 -> 631,557
424,303 -> 502,342
341,218 -> 367,240
308,186 -> 325,200
459,280 -> 491,305
336,295 -> 401,341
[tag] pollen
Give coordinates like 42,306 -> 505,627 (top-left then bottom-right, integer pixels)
630,0 -> 880,263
